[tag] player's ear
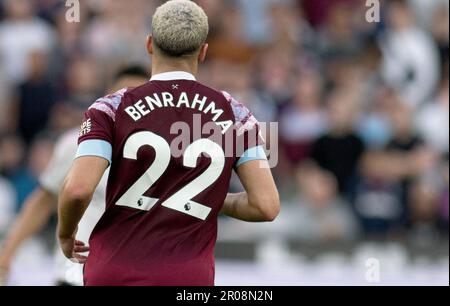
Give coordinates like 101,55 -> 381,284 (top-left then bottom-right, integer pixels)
147,35 -> 154,55
198,43 -> 208,63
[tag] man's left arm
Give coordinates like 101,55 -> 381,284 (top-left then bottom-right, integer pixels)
58,156 -> 108,263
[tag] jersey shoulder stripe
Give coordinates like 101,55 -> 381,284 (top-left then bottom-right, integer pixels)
89,88 -> 128,122
221,91 -> 260,136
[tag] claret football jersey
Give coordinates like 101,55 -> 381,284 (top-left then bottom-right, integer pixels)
76,71 -> 266,286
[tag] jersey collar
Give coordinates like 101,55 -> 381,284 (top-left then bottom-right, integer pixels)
150,71 -> 196,81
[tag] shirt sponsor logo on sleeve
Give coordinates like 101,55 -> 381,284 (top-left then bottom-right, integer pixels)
79,118 -> 92,137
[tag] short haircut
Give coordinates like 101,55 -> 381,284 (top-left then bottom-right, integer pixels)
151,0 -> 209,57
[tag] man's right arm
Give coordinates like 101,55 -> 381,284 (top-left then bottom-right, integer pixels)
221,160 -> 280,222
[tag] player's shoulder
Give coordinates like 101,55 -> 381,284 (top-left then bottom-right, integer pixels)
220,90 -> 259,131
195,82 -> 255,123
88,87 -> 131,121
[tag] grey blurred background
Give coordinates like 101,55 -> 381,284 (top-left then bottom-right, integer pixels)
0,0 -> 448,285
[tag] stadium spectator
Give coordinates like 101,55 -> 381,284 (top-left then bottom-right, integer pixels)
429,3 -> 449,65
357,88 -> 393,149
0,133 -> 53,210
354,100 -> 438,237
0,0 -> 55,85
408,180 -> 442,246
82,0 -> 150,65
281,164 -> 359,243
386,101 -> 437,207
256,46 -> 296,105
416,69 -> 449,155
14,51 -> 58,144
310,88 -> 366,197
280,70 -> 327,166
219,63 -> 277,125
207,4 -> 256,63
354,150 -> 406,237
0,134 -> 32,209
380,0 -> 440,109
317,1 -> 362,60
267,0 -> 313,49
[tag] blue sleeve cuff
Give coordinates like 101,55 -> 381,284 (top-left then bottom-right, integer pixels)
76,140 -> 112,164
235,146 -> 267,168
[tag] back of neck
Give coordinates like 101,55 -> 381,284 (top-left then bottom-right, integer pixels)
151,58 -> 198,77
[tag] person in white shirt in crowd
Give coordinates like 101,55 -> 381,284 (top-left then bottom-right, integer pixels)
0,0 -> 55,85
0,66 -> 149,286
416,68 -> 449,156
380,0 -> 440,109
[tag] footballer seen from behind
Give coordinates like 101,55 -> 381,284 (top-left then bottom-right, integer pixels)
58,0 -> 280,286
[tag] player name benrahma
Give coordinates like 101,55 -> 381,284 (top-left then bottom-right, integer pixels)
176,290 -> 211,304
125,92 -> 234,134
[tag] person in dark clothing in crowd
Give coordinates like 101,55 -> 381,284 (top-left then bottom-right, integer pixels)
311,88 -> 365,198
14,51 -> 58,144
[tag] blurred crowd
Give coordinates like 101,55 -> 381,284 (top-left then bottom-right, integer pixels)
0,0 -> 448,248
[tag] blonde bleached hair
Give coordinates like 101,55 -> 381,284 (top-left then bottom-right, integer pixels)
151,0 -> 209,57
